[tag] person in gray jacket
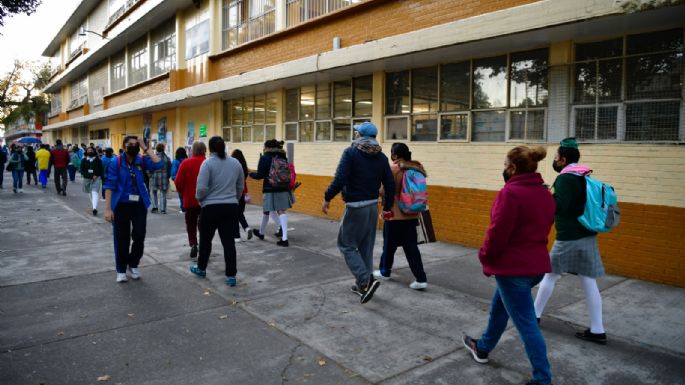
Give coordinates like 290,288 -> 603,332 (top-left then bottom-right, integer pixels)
190,136 -> 244,287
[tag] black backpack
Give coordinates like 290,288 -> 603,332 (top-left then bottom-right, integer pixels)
0,150 -> 7,164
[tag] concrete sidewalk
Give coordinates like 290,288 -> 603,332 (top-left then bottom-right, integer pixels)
0,173 -> 684,385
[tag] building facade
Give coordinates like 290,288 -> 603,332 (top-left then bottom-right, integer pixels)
42,0 -> 685,286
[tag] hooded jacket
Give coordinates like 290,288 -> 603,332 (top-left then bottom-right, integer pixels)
249,148 -> 290,193
478,172 -> 555,277
324,137 -> 394,211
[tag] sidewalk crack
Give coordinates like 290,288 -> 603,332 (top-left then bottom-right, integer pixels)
280,342 -> 302,384
303,286 -> 326,322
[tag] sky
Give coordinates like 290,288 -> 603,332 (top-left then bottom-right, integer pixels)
0,0 -> 81,74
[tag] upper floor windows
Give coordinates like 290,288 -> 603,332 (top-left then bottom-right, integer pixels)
110,51 -> 126,93
186,19 -> 210,59
150,19 -> 176,77
128,37 -> 148,86
286,0 -> 359,27
222,0 -> 276,50
69,76 -> 88,109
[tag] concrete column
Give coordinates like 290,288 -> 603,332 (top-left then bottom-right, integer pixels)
209,0 -> 222,55
371,71 -> 385,143
547,40 -> 573,143
275,0 -> 287,31
275,88 -> 285,141
176,11 -> 186,70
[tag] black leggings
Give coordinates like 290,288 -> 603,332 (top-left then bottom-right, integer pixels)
198,203 -> 239,277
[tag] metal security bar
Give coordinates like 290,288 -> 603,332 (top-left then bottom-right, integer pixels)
286,0 -> 359,27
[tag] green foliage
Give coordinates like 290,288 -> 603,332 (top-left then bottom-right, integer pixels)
0,0 -> 42,28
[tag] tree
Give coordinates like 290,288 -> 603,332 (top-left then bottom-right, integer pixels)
0,0 -> 42,28
1,60 -> 53,128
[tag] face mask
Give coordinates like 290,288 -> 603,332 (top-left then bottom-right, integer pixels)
552,160 -> 564,173
87,152 -> 96,158
126,145 -> 140,156
502,169 -> 510,183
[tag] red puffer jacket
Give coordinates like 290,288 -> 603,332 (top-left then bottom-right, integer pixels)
173,154 -> 206,209
478,172 -> 555,277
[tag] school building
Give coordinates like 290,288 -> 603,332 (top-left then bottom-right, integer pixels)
41,0 -> 685,286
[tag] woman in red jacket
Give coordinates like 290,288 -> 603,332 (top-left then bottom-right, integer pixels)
174,142 -> 207,259
463,146 -> 555,385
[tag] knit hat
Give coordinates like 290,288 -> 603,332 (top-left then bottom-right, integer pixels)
353,121 -> 378,137
560,137 -> 578,149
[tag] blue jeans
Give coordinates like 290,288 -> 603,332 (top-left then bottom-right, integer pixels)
337,204 -> 378,287
12,169 -> 24,190
68,164 -> 77,181
478,275 -> 551,385
378,219 -> 426,282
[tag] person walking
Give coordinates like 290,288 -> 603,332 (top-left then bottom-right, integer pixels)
36,144 -> 51,189
68,146 -> 81,182
174,142 -> 207,260
149,143 -> 172,214
462,146 -> 555,385
373,143 -> 428,290
9,145 -> 29,193
249,140 -> 293,247
534,138 -> 607,345
189,136 -> 244,287
50,139 -> 70,195
170,147 -> 188,213
104,135 -> 163,283
0,144 -> 8,189
231,149 -> 253,242
80,147 -> 104,216
322,122 -> 395,304
24,146 -> 37,186
101,148 -> 116,199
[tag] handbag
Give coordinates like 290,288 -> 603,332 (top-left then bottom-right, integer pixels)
6,162 -> 14,172
416,209 -> 437,244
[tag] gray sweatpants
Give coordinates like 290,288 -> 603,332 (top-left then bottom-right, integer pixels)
337,203 -> 378,287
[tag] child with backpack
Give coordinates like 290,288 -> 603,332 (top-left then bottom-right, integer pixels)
534,137 -> 614,345
249,139 -> 294,247
373,143 -> 428,289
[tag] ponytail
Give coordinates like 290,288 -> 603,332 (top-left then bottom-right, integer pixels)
208,136 -> 226,159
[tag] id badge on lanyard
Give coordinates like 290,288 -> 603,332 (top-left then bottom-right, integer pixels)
125,160 -> 140,202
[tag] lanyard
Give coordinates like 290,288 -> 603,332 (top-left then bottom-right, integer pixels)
124,158 -> 139,193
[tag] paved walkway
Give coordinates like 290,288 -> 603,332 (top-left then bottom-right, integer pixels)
0,172 -> 684,385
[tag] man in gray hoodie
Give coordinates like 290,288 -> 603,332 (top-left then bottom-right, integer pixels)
322,122 -> 395,304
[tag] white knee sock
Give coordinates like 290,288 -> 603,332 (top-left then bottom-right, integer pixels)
91,191 -> 99,210
534,273 -> 561,318
260,213 -> 269,234
279,213 -> 288,241
270,211 -> 280,227
580,275 -> 605,334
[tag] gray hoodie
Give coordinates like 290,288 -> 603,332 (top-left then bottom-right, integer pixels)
195,153 -> 244,207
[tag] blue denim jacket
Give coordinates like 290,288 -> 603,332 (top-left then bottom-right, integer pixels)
104,154 -> 163,209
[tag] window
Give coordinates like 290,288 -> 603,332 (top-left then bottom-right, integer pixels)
223,92 -> 278,143
69,76 -> 88,109
440,61 -> 470,112
286,0 -> 358,27
186,19 -> 209,59
69,22 -> 86,60
386,71 -> 410,115
353,75 -> 373,117
573,29 -> 683,141
509,49 -> 548,141
150,19 -> 176,77
334,80 -> 352,117
110,51 -> 126,92
222,0 -> 275,50
128,37 -> 148,85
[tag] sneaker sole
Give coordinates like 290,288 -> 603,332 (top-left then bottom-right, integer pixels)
575,333 -> 607,345
462,337 -> 489,364
360,280 -> 380,304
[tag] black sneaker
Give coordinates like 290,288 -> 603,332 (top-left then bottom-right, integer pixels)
575,329 -> 607,345
276,239 -> 289,247
360,278 -> 380,304
151,208 -> 158,213
93,209 -> 97,216
275,227 -> 283,238
252,229 -> 265,240
350,284 -> 363,296
521,381 -> 553,385
190,245 -> 198,259
462,335 -> 489,363
62,191 -> 66,196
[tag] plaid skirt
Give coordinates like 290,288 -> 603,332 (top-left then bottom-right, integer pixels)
82,178 -> 102,193
262,191 -> 294,211
550,235 -> 605,278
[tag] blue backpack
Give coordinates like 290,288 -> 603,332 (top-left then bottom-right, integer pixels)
567,170 -> 620,233
398,169 -> 428,214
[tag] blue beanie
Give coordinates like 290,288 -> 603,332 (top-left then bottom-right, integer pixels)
353,121 -> 378,137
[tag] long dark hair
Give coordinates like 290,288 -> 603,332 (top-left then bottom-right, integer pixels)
175,147 -> 187,161
231,149 -> 248,177
391,143 -> 411,161
208,136 -> 226,159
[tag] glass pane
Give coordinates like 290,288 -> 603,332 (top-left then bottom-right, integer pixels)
231,126 -> 242,143
439,114 -> 467,140
244,96 -> 254,124
223,101 -> 230,126
231,99 -> 243,125
626,52 -> 683,100
411,115 -> 437,141
627,29 -> 683,55
353,75 -> 373,117
285,122 -> 298,141
575,108 -> 596,141
510,111 -> 525,140
597,106 -> 617,140
574,59 -> 622,104
254,94 -> 266,123
222,127 -> 231,141
385,71 -> 410,115
299,121 -> 314,142
412,66 -> 438,114
265,124 -> 276,141
440,61 -> 470,111
575,38 -> 622,60
316,121 -> 331,141
626,101 -> 680,141
285,88 -> 299,122
243,125 -> 252,142
510,110 -> 545,141
334,80 -> 352,117
253,124 -> 265,143
316,83 -> 331,119
333,119 -> 351,142
300,85 -> 315,120
266,92 -> 277,123
472,111 -> 505,142
510,49 -> 549,107
473,56 -> 507,109
386,117 -> 408,140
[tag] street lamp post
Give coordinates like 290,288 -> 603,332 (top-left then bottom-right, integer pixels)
79,30 -> 110,40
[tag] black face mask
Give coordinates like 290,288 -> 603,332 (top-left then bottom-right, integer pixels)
126,145 -> 140,156
502,169 -> 511,183
552,160 -> 564,173
87,152 -> 96,158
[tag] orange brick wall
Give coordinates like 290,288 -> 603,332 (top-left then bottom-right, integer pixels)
247,174 -> 685,288
66,107 -> 84,120
212,0 -> 539,79
104,76 -> 170,109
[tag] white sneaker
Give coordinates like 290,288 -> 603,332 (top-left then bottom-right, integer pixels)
18,189 -> 23,193
409,281 -> 428,290
373,270 -> 390,281
129,267 -> 141,280
234,237 -> 241,243
116,273 -> 128,283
